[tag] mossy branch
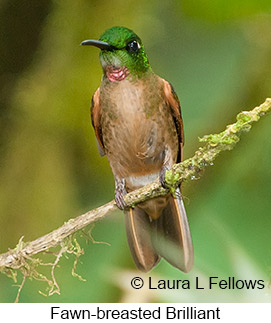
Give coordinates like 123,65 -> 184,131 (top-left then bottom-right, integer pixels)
0,98 -> 270,299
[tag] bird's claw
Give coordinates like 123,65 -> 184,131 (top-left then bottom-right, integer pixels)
159,165 -> 170,189
115,179 -> 127,210
115,191 -> 127,210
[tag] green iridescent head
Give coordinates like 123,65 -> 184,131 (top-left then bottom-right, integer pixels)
81,26 -> 152,80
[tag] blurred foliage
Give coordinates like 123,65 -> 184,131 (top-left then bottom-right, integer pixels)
180,0 -> 271,21
0,0 -> 271,302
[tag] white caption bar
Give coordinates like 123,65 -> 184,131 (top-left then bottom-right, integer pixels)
1,303 -> 271,322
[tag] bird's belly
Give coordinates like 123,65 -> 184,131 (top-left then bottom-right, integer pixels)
103,114 -> 165,180
99,77 -> 179,190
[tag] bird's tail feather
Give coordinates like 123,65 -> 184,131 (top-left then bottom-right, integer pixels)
124,206 -> 160,272
124,188 -> 194,272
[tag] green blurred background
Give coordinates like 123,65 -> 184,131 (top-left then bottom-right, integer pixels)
0,0 -> 271,302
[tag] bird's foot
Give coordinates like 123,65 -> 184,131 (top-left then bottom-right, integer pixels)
159,165 -> 170,189
115,179 -> 127,210
160,166 -> 180,196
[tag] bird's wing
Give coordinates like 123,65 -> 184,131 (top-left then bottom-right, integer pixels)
91,88 -> 105,156
162,79 -> 184,162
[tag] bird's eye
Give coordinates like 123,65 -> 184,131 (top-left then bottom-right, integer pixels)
126,40 -> 140,53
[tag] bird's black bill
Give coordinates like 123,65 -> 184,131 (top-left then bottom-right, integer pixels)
81,39 -> 113,50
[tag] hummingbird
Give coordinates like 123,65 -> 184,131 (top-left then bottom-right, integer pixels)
81,26 -> 194,272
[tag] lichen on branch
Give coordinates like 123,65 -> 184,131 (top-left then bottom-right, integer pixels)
165,98 -> 271,188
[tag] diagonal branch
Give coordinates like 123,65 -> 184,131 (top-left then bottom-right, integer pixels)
0,98 -> 270,271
